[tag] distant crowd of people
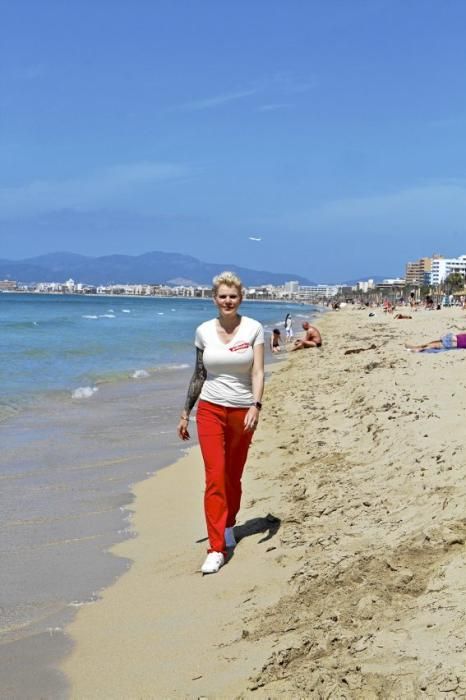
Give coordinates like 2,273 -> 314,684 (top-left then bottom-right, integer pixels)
350,293 -> 466,314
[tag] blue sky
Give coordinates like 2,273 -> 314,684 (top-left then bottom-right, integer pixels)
2,0 -> 466,281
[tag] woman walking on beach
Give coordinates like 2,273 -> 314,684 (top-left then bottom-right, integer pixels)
177,272 -> 265,574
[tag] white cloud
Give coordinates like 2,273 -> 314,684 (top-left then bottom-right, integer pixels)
428,116 -> 465,129
7,63 -> 46,81
177,89 -> 257,112
274,181 -> 466,235
172,71 -> 316,113
22,64 -> 46,81
257,103 -> 292,112
316,182 -> 466,225
0,162 -> 193,217
271,71 -> 318,94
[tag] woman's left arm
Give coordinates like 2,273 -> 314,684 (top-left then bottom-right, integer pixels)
244,343 -> 265,432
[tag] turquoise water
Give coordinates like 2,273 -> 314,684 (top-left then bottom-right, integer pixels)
0,293 -> 313,418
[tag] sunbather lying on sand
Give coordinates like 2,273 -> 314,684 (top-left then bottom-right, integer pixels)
406,332 -> 466,352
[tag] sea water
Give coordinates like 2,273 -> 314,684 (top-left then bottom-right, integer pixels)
0,293 -> 319,697
0,293 -> 311,419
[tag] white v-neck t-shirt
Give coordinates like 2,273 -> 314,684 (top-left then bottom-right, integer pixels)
195,316 -> 264,407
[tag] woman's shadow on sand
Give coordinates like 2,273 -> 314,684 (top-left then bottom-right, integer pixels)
234,513 -> 281,544
196,514 -> 281,565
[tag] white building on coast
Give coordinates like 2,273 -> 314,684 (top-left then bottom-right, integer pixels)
284,280 -> 299,295
21,279 -> 341,301
430,255 -> 466,285
356,279 -> 375,293
298,284 -> 339,299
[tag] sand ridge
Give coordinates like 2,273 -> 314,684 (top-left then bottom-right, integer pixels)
62,307 -> 466,698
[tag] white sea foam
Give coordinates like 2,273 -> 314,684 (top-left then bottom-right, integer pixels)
72,386 -> 98,399
150,363 -> 189,372
82,315 -> 98,319
157,312 -> 164,315
117,527 -> 134,536
132,369 -> 150,379
99,314 -> 116,318
69,593 -> 98,607
121,309 -> 131,313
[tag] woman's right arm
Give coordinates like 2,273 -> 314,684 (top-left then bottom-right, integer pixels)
177,348 -> 207,441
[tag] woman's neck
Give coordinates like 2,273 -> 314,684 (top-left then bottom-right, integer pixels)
217,313 -> 241,332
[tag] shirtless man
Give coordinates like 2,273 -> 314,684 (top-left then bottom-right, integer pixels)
291,322 -> 322,351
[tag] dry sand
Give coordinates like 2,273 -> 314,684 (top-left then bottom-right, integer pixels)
62,307 -> 466,698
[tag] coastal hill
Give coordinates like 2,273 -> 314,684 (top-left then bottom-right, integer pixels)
0,251 -> 313,287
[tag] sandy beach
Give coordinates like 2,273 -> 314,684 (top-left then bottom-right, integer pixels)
61,306 -> 466,698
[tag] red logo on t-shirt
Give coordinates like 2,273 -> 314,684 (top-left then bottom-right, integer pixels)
229,342 -> 250,353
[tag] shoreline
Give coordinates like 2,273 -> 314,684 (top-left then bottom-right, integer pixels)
0,369 -> 192,700
61,306 -> 466,697
0,361 -> 192,425
0,301 -> 320,699
60,353 -> 291,699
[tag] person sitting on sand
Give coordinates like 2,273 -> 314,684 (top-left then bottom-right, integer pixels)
291,322 -> 322,351
394,313 -> 412,320
406,332 -> 466,352
270,328 -> 282,353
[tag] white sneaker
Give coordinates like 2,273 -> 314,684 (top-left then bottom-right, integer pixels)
201,551 -> 225,574
225,527 -> 236,548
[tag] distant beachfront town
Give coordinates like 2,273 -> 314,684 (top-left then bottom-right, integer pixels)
0,277 -> 405,301
1,252 -> 466,302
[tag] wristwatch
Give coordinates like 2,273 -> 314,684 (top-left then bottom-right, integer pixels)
254,401 -> 262,410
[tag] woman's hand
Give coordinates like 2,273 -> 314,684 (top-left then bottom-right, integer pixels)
177,416 -> 190,441
244,406 -> 260,432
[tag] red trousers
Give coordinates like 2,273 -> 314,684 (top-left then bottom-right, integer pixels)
196,400 -> 253,553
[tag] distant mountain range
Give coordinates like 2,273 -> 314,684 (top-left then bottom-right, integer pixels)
0,251 -> 314,287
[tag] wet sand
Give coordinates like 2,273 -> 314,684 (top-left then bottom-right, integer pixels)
62,306 -> 466,698
0,368 -> 191,700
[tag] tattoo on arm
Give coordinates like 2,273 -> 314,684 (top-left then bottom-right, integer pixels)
184,348 -> 206,414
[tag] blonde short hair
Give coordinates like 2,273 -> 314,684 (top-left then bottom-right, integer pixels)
212,271 -> 243,296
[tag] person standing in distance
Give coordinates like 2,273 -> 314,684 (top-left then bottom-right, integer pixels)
284,313 -> 293,343
177,272 -> 265,574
